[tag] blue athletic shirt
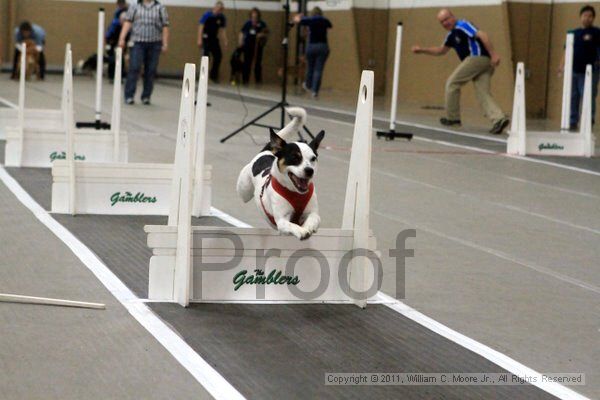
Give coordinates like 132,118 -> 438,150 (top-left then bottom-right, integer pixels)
570,27 -> 600,73
299,16 -> 332,44
443,19 -> 489,61
199,11 -> 226,40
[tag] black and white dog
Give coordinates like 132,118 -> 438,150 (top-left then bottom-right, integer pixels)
237,108 -> 325,240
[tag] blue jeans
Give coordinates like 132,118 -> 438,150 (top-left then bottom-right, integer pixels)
305,43 -> 329,95
570,68 -> 599,126
125,41 -> 162,100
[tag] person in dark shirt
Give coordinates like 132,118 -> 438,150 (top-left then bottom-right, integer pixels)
198,1 -> 228,82
106,0 -> 129,81
293,7 -> 332,98
238,7 -> 269,84
560,5 -> 600,130
412,8 -> 509,134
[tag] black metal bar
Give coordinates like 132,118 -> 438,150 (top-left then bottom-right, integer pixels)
220,103 -> 281,143
75,120 -> 111,130
376,129 -> 413,141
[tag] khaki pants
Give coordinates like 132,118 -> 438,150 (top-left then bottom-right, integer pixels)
445,56 -> 505,123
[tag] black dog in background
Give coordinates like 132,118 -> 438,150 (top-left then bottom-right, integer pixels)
230,47 -> 244,85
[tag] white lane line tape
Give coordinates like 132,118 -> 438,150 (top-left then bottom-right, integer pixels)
0,96 -> 18,109
373,210 -> 600,295
211,206 -> 590,400
375,292 -> 591,400
325,151 -> 600,236
0,167 -> 246,400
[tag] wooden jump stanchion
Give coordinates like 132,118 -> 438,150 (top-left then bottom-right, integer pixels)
145,70 -> 378,308
561,33 -> 574,131
507,61 -> 595,157
51,58 -> 211,217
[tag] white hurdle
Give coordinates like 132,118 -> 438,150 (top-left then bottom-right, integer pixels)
0,43 -> 66,142
507,62 -> 595,157
4,44 -> 129,168
561,33 -> 575,131
50,58 -> 212,216
145,70 -> 377,308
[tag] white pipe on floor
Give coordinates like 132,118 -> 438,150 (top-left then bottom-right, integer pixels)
388,23 -> 403,131
0,293 -> 105,309
95,8 -> 105,123
561,33 -> 574,131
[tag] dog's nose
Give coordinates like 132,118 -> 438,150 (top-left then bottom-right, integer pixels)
304,167 -> 314,178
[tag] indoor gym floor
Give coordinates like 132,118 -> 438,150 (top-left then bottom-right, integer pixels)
0,74 -> 598,400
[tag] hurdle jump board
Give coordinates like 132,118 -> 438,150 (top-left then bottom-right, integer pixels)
0,108 -> 64,139
51,161 -> 211,215
4,127 -> 128,168
507,59 -> 595,157
146,226 -> 377,302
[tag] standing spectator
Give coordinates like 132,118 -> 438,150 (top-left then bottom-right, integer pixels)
106,0 -> 129,81
12,21 -> 46,80
293,7 -> 332,98
198,1 -> 228,83
412,9 -> 509,134
559,5 -> 600,130
118,0 -> 170,105
239,7 -> 269,85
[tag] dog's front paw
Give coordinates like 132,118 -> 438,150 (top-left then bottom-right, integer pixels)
289,226 -> 311,240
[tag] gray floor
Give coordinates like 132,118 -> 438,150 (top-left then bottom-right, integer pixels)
1,74 -> 599,399
0,175 -> 211,400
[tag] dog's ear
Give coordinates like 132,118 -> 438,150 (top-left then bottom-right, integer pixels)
309,130 -> 325,153
269,128 -> 286,152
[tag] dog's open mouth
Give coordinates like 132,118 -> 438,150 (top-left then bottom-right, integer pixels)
288,172 -> 310,192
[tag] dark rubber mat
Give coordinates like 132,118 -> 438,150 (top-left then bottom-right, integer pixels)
150,303 -> 556,400
55,214 -> 229,298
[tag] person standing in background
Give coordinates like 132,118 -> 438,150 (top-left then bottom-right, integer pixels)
559,5 -> 600,130
293,7 -> 332,98
239,7 -> 269,85
198,1 -> 228,83
11,21 -> 46,80
106,0 -> 129,81
412,8 -> 509,134
118,0 -> 169,105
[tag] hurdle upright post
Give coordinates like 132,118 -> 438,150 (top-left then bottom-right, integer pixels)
111,47 -> 122,162
15,42 -> 26,167
342,70 -> 374,308
580,64 -> 594,157
63,48 -> 76,215
508,62 -> 527,156
192,56 -> 209,217
561,33 -> 574,131
377,23 -> 412,141
169,65 -> 197,307
95,8 -> 105,125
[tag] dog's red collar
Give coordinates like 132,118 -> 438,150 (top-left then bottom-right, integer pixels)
260,175 -> 314,227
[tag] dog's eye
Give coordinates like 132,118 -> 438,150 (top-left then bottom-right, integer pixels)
311,156 -> 317,162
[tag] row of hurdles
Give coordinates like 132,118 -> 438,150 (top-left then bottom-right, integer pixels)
0,44 -> 379,307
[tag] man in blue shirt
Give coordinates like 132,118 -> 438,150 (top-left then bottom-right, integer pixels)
198,1 -> 228,83
412,9 -> 509,134
11,21 -> 46,80
560,5 -> 600,130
